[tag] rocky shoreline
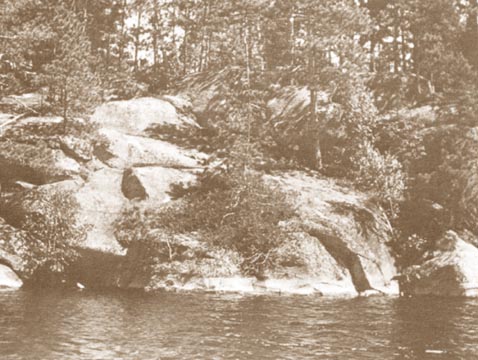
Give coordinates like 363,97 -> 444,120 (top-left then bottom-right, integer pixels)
0,92 -> 477,298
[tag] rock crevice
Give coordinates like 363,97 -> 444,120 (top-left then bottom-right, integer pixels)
304,225 -> 372,293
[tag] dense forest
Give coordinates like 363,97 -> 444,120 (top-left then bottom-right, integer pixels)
0,0 -> 477,281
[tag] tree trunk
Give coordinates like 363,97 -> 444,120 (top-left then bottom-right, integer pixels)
369,35 -> 376,72
171,5 -> 178,70
134,2 -> 143,72
198,0 -> 211,72
62,86 -> 68,133
152,0 -> 160,69
394,19 -> 400,73
118,0 -> 127,66
399,8 -> 407,72
244,12 -> 251,87
308,45 -> 322,170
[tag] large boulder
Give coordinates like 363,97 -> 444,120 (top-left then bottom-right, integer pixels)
0,93 -> 45,113
0,264 -> 22,289
0,116 -> 65,139
121,166 -> 196,203
91,97 -> 199,136
267,171 -> 398,295
97,128 -> 204,169
118,170 -> 398,296
0,141 -> 81,185
74,168 -> 126,254
399,231 -> 478,297
0,116 -> 84,185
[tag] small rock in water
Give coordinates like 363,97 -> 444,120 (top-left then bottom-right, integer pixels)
360,289 -> 381,297
425,349 -> 445,354
76,282 -> 85,290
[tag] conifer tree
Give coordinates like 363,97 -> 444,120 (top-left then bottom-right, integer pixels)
41,5 -> 101,119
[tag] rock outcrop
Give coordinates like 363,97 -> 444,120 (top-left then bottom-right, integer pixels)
268,172 -> 398,295
0,264 -> 22,289
0,95 -> 205,288
398,231 -> 478,297
91,97 -> 199,135
0,94 -> 400,295
116,171 -> 398,296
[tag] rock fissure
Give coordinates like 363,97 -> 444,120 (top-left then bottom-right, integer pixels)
305,226 -> 373,293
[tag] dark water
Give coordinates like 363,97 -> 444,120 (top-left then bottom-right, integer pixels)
0,290 -> 477,359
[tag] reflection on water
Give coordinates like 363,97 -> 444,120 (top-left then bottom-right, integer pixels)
0,289 -> 477,359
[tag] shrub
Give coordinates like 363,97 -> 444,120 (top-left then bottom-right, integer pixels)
19,189 -> 86,279
353,141 -> 407,217
389,232 -> 431,269
115,170 -> 297,278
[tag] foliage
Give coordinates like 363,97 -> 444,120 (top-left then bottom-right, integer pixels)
115,170 -> 297,277
12,189 -> 86,278
1,0 -> 478,274
40,6 -> 101,118
0,1 -> 102,117
389,232 -> 431,269
353,141 -> 406,217
377,110 -> 478,262
365,0 -> 478,111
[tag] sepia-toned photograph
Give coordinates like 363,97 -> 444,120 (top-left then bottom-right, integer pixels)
0,0 -> 477,359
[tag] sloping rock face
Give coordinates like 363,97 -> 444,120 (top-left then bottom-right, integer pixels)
91,97 -> 198,135
267,172 -> 398,295
74,168 -> 126,254
117,171 -> 398,296
0,264 -> 22,289
97,128 -> 204,169
0,96 -> 205,287
399,231 -> 478,297
83,96 -> 204,256
0,116 -> 82,185
118,229 -> 359,295
0,93 -> 399,295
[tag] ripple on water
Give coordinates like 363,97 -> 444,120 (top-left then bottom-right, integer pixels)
0,290 -> 477,359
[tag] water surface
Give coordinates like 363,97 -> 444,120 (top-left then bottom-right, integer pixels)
0,289 -> 477,359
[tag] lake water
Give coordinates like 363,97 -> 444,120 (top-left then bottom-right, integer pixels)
0,289 -> 477,359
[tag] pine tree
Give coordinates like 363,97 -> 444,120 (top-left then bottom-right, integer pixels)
0,1 -> 101,117
40,5 -> 101,120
